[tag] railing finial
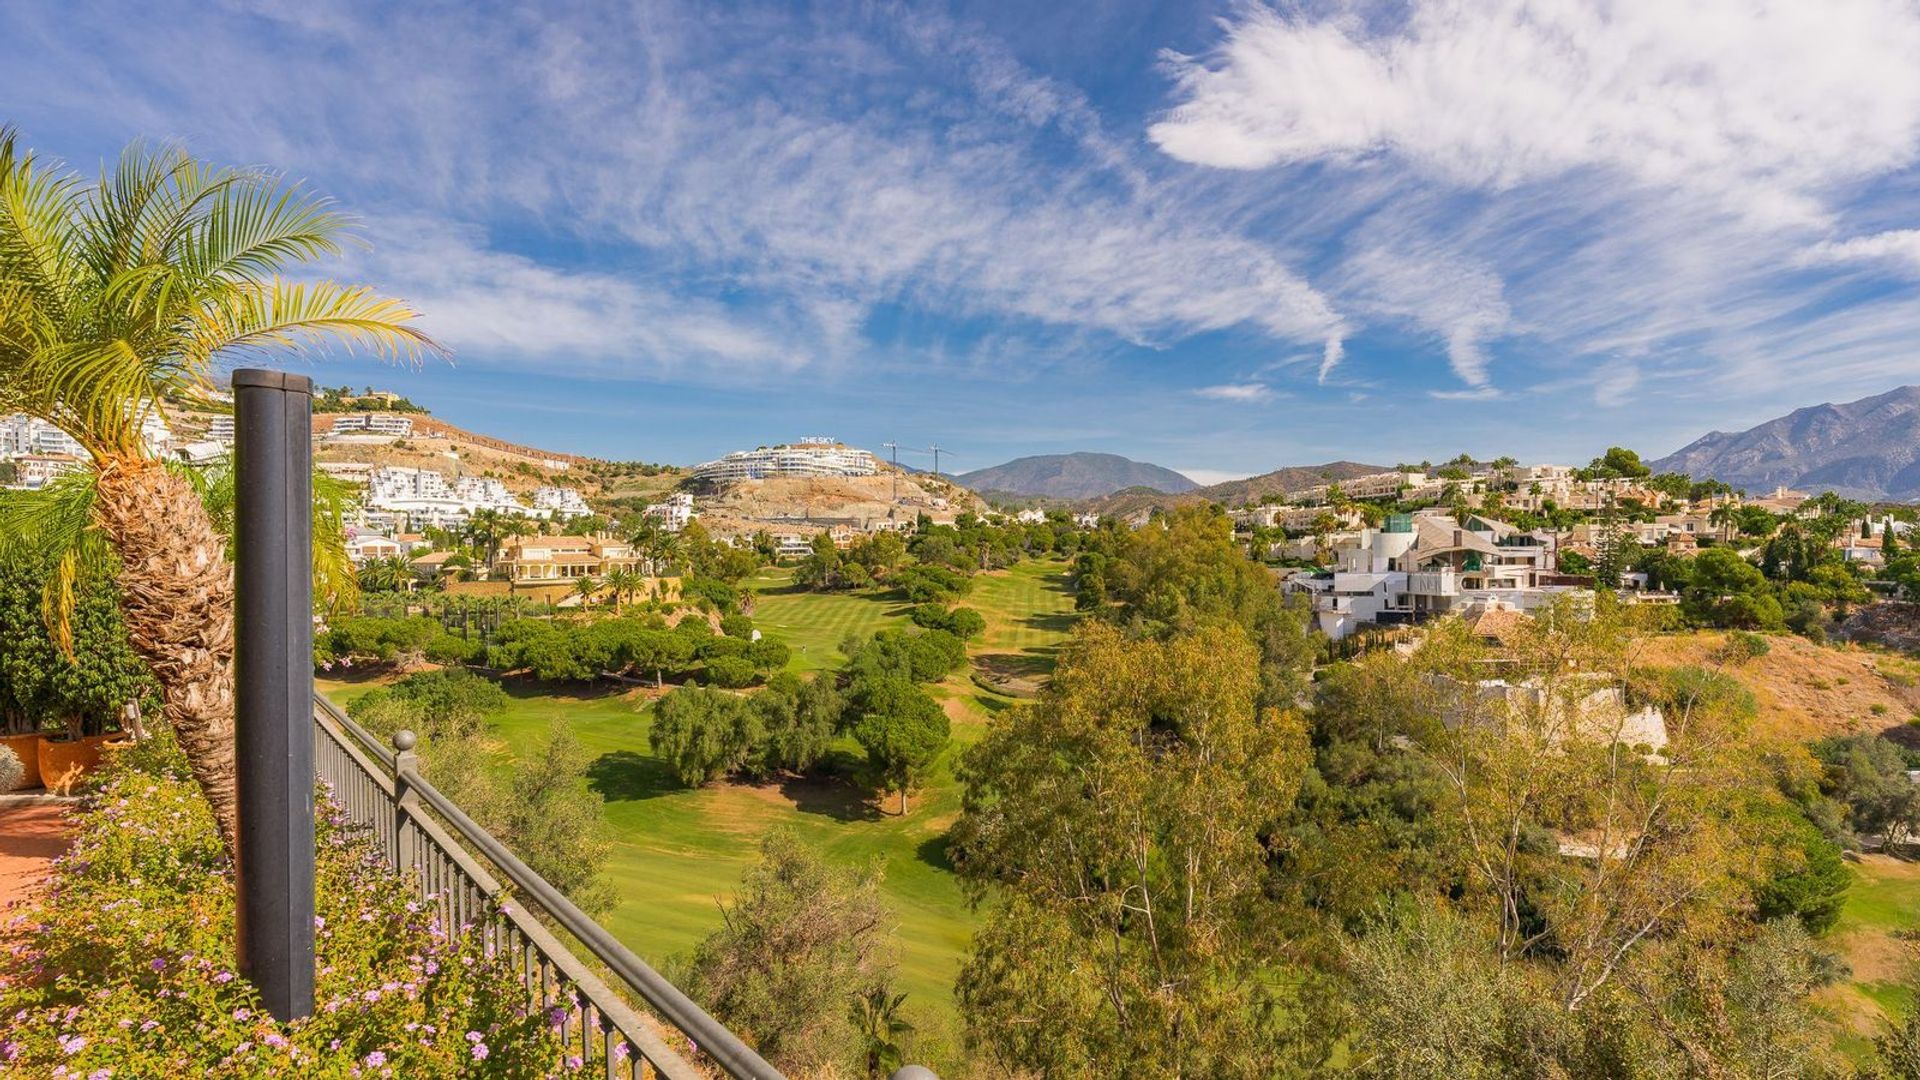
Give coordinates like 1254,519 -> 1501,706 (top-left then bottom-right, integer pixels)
392,729 -> 418,752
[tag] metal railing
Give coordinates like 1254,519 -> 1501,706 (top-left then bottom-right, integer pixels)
312,693 -> 780,1079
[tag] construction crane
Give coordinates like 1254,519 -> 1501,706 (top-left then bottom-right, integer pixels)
883,441 -> 900,503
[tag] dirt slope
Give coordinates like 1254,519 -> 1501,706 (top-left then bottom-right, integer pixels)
1636,631 -> 1920,743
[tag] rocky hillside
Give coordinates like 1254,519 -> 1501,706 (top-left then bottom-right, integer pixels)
1650,385 -> 1920,501
693,470 -> 984,537
957,453 -> 1195,500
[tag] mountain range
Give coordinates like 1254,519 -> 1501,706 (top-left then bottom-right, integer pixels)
956,453 -> 1196,500
1651,385 -> 1920,502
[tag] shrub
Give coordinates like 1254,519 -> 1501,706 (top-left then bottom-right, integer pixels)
706,655 -> 758,689
319,615 -> 445,666
0,746 -> 567,1074
908,603 -> 987,641
720,614 -> 755,639
350,668 -> 510,741
424,632 -> 483,666
747,638 -> 792,672
651,687 -> 762,785
1717,631 -> 1772,663
896,564 -> 970,604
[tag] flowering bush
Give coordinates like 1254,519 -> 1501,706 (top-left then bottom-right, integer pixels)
0,743 -> 578,1077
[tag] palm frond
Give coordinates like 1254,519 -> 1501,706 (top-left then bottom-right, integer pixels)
177,171 -> 350,284
189,277 -> 441,367
0,470 -> 116,655
0,128 -> 443,463
0,128 -> 85,339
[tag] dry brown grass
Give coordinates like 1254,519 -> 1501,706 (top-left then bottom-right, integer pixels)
1636,631 -> 1920,744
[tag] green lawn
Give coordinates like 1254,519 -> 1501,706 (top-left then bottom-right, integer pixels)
320,557 -> 1079,1059
743,567 -> 911,672
1822,855 -> 1920,1062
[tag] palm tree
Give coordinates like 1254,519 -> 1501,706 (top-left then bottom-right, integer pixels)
851,986 -> 912,1079
0,129 -> 434,848
356,555 -> 415,595
571,574 -> 600,609
603,567 -> 641,614
1709,503 -> 1738,543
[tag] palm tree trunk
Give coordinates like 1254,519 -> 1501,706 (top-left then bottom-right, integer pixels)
94,460 -> 239,852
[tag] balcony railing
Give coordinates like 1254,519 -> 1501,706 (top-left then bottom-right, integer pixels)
314,693 -> 795,1079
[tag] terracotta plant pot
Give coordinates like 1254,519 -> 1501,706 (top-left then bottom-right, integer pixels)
0,732 -> 44,790
37,733 -> 120,794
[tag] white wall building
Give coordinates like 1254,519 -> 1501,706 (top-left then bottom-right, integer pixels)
328,414 -> 414,440
1285,512 -> 1581,640
642,492 -> 697,533
363,466 -> 531,530
691,440 -> 881,484
533,486 -> 593,519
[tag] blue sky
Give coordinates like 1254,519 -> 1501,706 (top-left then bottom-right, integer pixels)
8,0 -> 1920,482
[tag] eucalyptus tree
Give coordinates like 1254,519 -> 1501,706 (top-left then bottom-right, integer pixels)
0,128 -> 434,847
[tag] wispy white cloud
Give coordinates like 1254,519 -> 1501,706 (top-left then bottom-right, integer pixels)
1335,245 -> 1512,389
1150,0 -> 1920,226
347,219 -> 805,377
1799,229 -> 1920,275
1193,382 -> 1277,402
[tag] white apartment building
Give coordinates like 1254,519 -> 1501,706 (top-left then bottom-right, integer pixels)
533,486 -> 593,519
642,492 -> 697,533
207,415 -> 235,445
0,414 -> 84,458
1,411 -> 169,459
328,414 -> 415,440
691,439 -> 881,484
1284,471 -> 1431,505
362,466 -> 529,530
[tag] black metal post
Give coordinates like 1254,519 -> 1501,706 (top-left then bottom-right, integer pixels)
232,368 -> 316,1021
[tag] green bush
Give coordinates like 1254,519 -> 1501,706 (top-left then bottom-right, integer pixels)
706,655 -> 758,688
908,603 -> 987,641
651,686 -> 763,785
0,746 -> 567,1074
349,668 -> 509,741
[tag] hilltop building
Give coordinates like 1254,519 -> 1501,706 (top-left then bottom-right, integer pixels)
691,438 -> 881,484
642,492 -> 697,533
327,413 -> 414,441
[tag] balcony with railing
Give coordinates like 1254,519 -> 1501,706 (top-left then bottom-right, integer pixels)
1407,569 -> 1459,596
314,693 -> 937,1080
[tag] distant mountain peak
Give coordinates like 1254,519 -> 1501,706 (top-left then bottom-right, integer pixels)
1650,385 -> 1920,502
955,452 -> 1196,500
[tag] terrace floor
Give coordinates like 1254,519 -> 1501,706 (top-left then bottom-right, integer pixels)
0,798 -> 74,911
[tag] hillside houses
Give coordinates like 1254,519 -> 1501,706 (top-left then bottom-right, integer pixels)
1283,511 -> 1589,640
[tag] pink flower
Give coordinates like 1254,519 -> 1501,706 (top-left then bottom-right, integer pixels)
470,1043 -> 489,1061
364,1050 -> 387,1067
58,1034 -> 86,1055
